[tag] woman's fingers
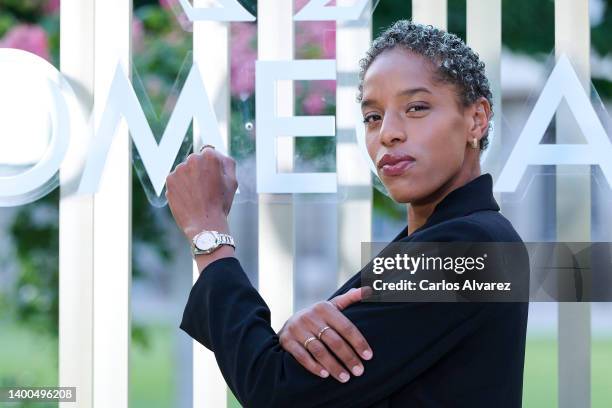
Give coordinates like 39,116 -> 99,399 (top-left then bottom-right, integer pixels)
329,286 -> 372,311
277,287 -> 374,383
294,325 -> 352,383
305,337 -> 352,383
283,340 -> 330,379
326,289 -> 374,360
317,326 -> 365,377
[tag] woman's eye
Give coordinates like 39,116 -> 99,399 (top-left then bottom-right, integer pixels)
407,105 -> 428,113
362,114 -> 381,124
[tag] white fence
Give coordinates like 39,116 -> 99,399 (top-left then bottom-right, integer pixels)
52,0 -> 597,407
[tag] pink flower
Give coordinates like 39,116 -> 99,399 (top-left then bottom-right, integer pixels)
295,21 -> 336,59
232,67 -> 255,99
231,51 -> 256,97
159,0 -> 175,10
159,0 -> 192,31
44,0 -> 60,14
295,0 -> 335,11
322,26 -> 335,58
318,79 -> 337,94
295,0 -> 310,10
302,91 -> 327,115
232,23 -> 256,51
230,23 -> 257,97
0,24 -> 50,61
133,17 -> 145,53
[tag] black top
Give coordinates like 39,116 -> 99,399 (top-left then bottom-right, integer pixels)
180,173 -> 529,408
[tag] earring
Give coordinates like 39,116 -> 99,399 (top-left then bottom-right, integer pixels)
471,138 -> 479,149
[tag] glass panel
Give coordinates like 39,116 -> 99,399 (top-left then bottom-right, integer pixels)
0,1 -> 61,407
129,1 -> 193,407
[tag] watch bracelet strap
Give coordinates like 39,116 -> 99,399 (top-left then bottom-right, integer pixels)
216,232 -> 235,247
192,231 -> 235,255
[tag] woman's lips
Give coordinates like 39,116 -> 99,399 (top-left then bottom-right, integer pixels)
380,159 -> 415,177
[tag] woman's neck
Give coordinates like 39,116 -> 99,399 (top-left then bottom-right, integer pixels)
406,200 -> 438,235
406,166 -> 481,235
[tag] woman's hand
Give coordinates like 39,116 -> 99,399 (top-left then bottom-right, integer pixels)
278,287 -> 374,383
165,146 -> 238,241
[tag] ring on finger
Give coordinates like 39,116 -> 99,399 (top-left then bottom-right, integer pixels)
317,326 -> 331,340
303,335 -> 317,349
199,144 -> 216,153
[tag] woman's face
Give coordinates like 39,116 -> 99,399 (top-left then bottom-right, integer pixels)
361,47 -> 478,204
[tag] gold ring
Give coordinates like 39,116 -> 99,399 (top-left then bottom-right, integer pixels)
317,326 -> 331,340
199,144 -> 215,153
303,336 -> 317,349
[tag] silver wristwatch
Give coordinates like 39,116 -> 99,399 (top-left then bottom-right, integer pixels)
191,230 -> 235,256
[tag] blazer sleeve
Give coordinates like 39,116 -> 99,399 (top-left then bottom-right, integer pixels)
179,220 -> 511,408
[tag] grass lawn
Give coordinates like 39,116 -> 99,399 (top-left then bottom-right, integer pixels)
1,322 -> 610,407
522,337 -> 612,408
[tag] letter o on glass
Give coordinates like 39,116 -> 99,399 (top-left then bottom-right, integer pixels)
0,49 -> 71,206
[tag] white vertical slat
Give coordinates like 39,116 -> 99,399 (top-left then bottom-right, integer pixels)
59,1 -> 94,407
466,0 -> 501,179
192,1 -> 230,406
410,0 -> 447,238
555,1 -> 591,407
336,1 -> 373,285
258,0 -> 295,331
412,0 -> 447,29
92,0 -> 132,406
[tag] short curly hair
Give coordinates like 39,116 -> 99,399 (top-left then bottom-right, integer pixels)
357,19 -> 493,150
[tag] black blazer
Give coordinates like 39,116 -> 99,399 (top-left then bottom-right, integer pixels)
180,173 -> 529,407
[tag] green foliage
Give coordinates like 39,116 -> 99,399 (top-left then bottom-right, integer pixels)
39,13 -> 59,65
371,0 -> 612,100
0,13 -> 17,37
501,0 -> 555,55
3,0 -> 612,345
373,180 -> 406,220
0,0 -> 48,22
138,5 -> 175,35
2,1 -> 185,348
9,190 -> 59,336
230,97 -> 256,160
592,0 -> 612,56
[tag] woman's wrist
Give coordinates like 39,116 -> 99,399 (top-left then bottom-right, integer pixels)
195,245 -> 236,275
183,213 -> 230,241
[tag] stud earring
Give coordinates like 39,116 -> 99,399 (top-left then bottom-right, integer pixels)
471,138 -> 479,149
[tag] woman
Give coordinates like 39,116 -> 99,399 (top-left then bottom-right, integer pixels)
166,20 -> 528,407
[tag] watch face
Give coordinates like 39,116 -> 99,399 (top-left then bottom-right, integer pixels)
195,232 -> 216,250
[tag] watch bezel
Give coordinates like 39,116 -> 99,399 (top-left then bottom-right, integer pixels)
192,231 -> 220,255
191,230 -> 235,256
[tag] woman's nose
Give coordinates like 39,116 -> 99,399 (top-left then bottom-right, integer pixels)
379,113 -> 407,146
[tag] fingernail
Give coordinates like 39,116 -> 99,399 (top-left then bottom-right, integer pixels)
352,365 -> 363,376
339,372 -> 350,383
320,369 -> 329,378
362,350 -> 372,360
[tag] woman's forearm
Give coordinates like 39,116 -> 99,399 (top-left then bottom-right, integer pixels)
180,255 -> 502,408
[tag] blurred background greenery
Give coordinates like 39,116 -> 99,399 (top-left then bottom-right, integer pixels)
0,0 -> 611,407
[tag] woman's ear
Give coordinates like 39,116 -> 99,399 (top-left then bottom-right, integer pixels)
467,97 -> 491,142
